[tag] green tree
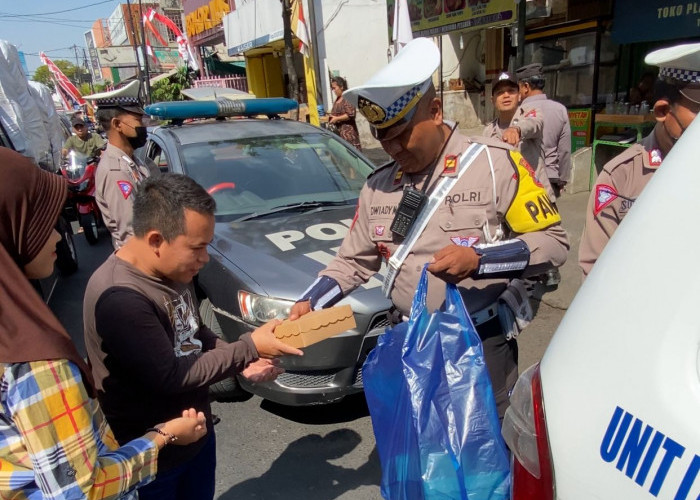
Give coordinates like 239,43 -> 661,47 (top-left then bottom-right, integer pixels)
32,60 -> 81,91
150,66 -> 192,102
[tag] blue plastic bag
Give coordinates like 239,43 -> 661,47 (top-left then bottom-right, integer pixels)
363,265 -> 511,500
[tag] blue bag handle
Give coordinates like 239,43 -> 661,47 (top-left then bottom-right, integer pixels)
410,264 -> 476,328
408,264 -> 430,325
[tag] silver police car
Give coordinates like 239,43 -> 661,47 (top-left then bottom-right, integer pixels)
141,98 -> 391,405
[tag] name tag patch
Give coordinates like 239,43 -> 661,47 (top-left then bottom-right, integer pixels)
450,235 -> 479,247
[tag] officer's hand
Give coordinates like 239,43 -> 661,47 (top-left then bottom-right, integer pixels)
250,319 -> 304,358
288,300 -> 311,320
427,244 -> 480,283
241,358 -> 284,383
502,127 -> 521,145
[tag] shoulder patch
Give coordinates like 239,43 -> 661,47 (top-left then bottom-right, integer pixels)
505,150 -> 561,233
648,149 -> 662,167
117,180 -> 134,199
594,184 -> 618,215
524,109 -> 537,118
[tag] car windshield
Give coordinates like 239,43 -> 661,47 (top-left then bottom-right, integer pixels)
180,132 -> 374,222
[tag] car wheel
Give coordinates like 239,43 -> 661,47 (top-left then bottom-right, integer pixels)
199,298 -> 253,402
55,216 -> 78,275
80,213 -> 100,245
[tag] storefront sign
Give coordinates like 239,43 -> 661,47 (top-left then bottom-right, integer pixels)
612,0 -> 700,43
154,48 -> 181,69
97,46 -> 138,68
568,108 -> 592,152
387,0 -> 516,38
84,30 -> 103,82
224,0 -> 283,56
185,0 -> 230,38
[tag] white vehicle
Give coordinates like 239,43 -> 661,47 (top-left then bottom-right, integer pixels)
502,116 -> 700,500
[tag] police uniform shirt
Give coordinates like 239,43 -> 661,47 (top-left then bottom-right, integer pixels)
95,143 -> 155,249
524,94 -> 572,184
484,98 -> 556,201
318,131 -> 570,317
579,132 -> 663,278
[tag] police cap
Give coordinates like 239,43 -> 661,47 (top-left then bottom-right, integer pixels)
85,80 -> 145,115
492,72 -> 518,93
343,38 -> 439,138
645,42 -> 700,104
515,63 -> 544,81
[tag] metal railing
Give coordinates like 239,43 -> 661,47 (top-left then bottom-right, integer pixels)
193,75 -> 248,92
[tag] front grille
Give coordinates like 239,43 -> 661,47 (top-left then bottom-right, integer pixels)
274,312 -> 389,391
276,370 -> 336,388
353,365 -> 363,386
368,313 -> 390,332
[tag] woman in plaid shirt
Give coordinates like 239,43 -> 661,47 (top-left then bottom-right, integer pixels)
0,147 -> 207,499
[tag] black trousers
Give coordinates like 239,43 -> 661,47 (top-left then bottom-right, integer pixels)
478,317 -> 519,419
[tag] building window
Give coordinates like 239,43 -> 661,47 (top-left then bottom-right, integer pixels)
163,10 -> 184,42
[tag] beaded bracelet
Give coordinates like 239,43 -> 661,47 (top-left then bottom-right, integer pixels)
146,427 -> 178,446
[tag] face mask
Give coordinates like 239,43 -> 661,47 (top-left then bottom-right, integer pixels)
126,125 -> 148,150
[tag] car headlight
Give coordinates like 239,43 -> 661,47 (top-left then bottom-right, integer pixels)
238,291 -> 294,325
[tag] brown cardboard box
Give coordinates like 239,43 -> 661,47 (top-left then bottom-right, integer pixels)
275,305 -> 356,349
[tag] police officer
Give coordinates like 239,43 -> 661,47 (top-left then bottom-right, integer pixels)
86,81 -> 157,249
484,69 -> 554,202
483,71 -> 552,203
579,43 -> 700,278
516,63 -> 572,200
290,38 -> 569,418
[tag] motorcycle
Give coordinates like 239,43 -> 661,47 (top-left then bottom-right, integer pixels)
60,150 -> 103,245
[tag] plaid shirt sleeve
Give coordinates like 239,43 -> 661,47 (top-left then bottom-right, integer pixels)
1,360 -> 158,500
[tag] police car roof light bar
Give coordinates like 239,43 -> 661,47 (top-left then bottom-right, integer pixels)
144,98 -> 299,120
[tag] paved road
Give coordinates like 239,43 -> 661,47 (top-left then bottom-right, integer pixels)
49,152 -> 589,499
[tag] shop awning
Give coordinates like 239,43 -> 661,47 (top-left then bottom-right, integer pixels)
612,0 -> 700,44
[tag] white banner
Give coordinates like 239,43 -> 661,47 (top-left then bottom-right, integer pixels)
97,46 -> 137,68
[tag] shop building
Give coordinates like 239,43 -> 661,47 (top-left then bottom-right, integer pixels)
90,1 -> 186,85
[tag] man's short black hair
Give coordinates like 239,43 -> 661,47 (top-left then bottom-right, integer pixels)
132,173 -> 216,241
653,78 -> 683,105
521,76 -> 546,90
95,107 -> 128,132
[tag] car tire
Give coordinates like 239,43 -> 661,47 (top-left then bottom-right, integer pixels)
55,216 -> 78,275
199,298 -> 253,402
80,213 -> 100,245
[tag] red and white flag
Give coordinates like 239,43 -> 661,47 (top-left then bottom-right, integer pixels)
39,52 -> 85,108
144,8 -> 199,70
292,0 -> 311,58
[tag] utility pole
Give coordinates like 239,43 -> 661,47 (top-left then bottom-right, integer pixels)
72,44 -> 82,87
138,0 -> 151,104
82,47 -> 95,93
516,0 -> 526,68
124,0 -> 145,99
281,0 -> 299,120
